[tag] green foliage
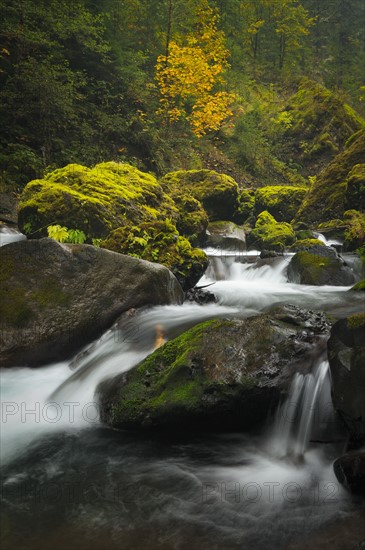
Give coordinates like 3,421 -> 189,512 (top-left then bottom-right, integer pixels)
47,225 -> 69,243
67,229 -> 87,244
47,225 -> 86,244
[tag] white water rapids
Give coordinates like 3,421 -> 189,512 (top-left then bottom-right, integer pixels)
1,246 -> 364,549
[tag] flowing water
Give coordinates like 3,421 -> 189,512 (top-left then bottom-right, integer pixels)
1,247 -> 364,549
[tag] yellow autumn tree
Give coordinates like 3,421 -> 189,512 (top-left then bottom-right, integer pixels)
155,1 -> 235,137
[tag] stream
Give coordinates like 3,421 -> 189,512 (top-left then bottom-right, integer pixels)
1,243 -> 365,549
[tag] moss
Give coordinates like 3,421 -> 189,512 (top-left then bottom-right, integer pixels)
347,312 -> 365,329
0,285 -> 34,327
283,79 -> 364,175
250,210 -> 295,250
234,189 -> 255,223
254,186 -> 308,223
288,250 -> 348,285
161,169 -> 239,221
34,279 -> 71,308
18,162 -> 177,241
351,279 -> 365,291
343,210 -> 365,251
290,238 -> 325,251
295,129 -> 365,224
101,219 -> 208,290
170,193 -> 208,240
109,318 -> 231,423
345,164 -> 365,210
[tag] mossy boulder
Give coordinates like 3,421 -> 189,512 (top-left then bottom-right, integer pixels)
234,189 -> 255,223
328,314 -> 365,448
282,79 -> 364,176
18,162 -> 177,240
254,186 -> 308,222
101,219 -> 208,291
287,245 -> 356,286
98,305 -> 330,432
295,129 -> 365,224
170,193 -> 208,241
289,238 -> 326,251
0,238 -> 183,367
161,169 -> 239,221
204,221 -> 246,252
249,211 -> 295,251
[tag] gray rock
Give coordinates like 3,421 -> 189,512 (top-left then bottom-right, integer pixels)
0,238 -> 183,367
204,221 -> 246,252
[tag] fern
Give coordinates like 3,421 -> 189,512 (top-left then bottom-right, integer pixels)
66,229 -> 86,244
47,225 -> 69,242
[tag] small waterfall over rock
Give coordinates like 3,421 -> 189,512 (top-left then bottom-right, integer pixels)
269,359 -> 337,460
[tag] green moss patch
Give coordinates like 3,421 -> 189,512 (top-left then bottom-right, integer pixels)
101,219 -> 208,290
250,210 -> 295,250
254,186 -> 308,222
161,169 -> 239,221
18,162 -> 177,240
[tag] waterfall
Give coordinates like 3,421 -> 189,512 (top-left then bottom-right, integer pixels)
268,360 -> 336,460
313,231 -> 343,249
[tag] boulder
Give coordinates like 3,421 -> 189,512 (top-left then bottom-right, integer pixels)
234,189 -> 255,223
327,314 -> 365,447
254,186 -> 307,223
18,162 -> 177,240
287,245 -> 357,286
204,221 -> 246,252
98,305 -> 330,432
0,239 -> 183,367
333,451 -> 365,495
161,169 -> 239,221
248,210 -> 295,251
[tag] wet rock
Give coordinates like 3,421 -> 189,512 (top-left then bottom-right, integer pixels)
184,286 -> 217,305
204,221 -> 246,252
287,245 -> 356,286
98,304 -> 330,433
327,314 -> 365,447
0,238 -> 184,367
333,451 -> 365,495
